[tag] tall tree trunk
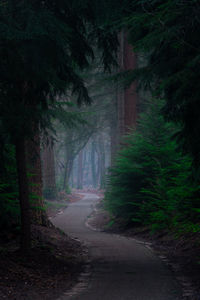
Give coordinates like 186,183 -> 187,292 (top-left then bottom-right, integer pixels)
70,164 -> 74,188
91,139 -> 97,188
116,31 -> 138,143
83,148 -> 87,184
26,130 -> 48,225
97,150 -> 101,188
63,161 -> 68,191
98,135 -> 106,189
15,138 -> 31,253
63,155 -> 73,191
77,150 -> 83,189
117,30 -> 125,139
67,160 -> 73,189
123,32 -> 138,132
42,141 -> 57,199
110,92 -> 118,165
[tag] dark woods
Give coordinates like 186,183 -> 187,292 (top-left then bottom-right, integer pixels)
0,0 -> 200,252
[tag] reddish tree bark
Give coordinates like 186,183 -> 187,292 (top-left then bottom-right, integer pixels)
77,150 -> 83,189
42,141 -> 57,199
26,130 -> 48,225
123,33 -> 138,131
91,139 -> 98,188
117,31 -> 126,138
117,31 -> 138,138
98,134 -> 106,189
15,138 -> 31,252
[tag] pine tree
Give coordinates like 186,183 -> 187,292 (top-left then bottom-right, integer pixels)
121,0 -> 200,167
42,140 -> 57,200
0,0 -> 118,252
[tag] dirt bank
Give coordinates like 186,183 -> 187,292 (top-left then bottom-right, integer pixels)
0,193 -> 87,300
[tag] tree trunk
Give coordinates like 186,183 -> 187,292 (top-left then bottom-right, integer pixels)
63,161 -> 68,191
26,131 -> 48,226
77,150 -> 83,189
117,31 -> 125,139
91,139 -> 97,188
42,141 -> 57,200
15,138 -> 31,253
116,31 -> 138,143
123,32 -> 138,132
98,135 -> 106,189
83,148 -> 87,186
70,164 -> 74,188
110,92 -> 118,165
63,155 -> 73,191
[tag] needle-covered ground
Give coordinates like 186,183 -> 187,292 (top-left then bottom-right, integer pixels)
0,193 -> 87,300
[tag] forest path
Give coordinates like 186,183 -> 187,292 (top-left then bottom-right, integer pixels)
52,193 -> 181,300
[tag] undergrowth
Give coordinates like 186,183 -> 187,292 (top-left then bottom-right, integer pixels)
105,98 -> 200,234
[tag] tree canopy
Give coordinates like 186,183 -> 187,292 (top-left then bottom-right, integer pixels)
0,0 -> 120,251
0,0 -> 119,139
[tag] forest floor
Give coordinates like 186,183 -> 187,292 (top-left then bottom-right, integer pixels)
0,192 -> 87,300
53,192 -> 182,300
87,197 -> 200,300
1,191 -> 199,299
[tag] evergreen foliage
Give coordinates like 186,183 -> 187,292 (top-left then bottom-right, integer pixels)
121,0 -> 200,166
0,0 -> 118,139
0,0 -> 119,249
105,99 -> 200,232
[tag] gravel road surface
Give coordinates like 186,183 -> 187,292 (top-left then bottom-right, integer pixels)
53,193 -> 182,300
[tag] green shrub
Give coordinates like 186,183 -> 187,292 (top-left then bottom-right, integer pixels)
105,98 -> 200,233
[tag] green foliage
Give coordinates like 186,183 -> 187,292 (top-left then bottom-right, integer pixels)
0,0 -> 119,241
120,0 -> 200,166
0,0 -> 120,152
105,98 -> 200,233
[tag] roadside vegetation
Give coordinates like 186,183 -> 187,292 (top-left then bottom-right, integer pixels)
1,0 -> 200,298
105,98 -> 200,234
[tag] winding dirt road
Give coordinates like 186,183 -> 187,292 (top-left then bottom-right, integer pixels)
53,193 -> 182,300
